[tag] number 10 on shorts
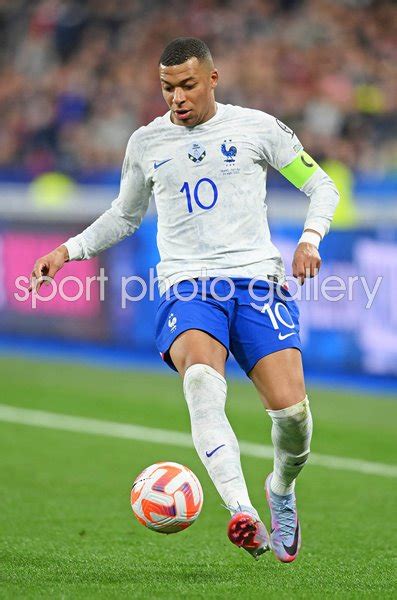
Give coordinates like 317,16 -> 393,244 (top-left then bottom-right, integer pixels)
261,302 -> 296,340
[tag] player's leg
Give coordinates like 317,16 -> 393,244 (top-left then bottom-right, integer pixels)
250,348 -> 312,562
230,279 -> 311,561
250,347 -> 311,495
170,329 -> 269,558
169,329 -> 255,512
168,328 -> 226,376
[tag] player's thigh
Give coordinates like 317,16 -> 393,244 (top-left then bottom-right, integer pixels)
169,329 -> 228,377
155,279 -> 230,377
249,348 -> 306,410
229,281 -> 305,409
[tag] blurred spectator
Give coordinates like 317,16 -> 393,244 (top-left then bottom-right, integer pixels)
0,0 -> 396,178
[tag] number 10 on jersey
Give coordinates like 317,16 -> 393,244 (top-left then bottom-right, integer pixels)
180,178 -> 218,213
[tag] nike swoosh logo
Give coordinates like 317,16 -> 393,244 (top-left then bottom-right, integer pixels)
282,522 -> 300,556
205,444 -> 225,458
278,332 -> 295,341
154,159 -> 172,169
301,155 -> 314,168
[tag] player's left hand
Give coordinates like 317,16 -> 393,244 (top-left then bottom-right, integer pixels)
292,243 -> 321,285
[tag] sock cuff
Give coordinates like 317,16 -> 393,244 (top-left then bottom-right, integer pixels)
266,395 -> 309,419
183,363 -> 227,394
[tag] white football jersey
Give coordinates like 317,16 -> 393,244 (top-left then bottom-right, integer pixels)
65,103 -> 338,293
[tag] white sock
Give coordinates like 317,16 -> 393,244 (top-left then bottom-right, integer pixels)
267,396 -> 313,496
183,364 -> 256,516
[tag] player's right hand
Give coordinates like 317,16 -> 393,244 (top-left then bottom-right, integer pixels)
292,242 -> 321,285
29,245 -> 69,293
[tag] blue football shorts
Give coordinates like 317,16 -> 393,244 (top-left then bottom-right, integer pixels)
155,277 -> 301,374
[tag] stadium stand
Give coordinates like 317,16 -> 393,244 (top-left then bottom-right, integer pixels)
0,0 -> 395,179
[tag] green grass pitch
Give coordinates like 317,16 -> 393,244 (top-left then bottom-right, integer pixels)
0,356 -> 396,599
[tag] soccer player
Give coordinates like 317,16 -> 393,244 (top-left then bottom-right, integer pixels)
30,38 -> 339,562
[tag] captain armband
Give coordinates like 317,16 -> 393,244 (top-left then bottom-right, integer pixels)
280,151 -> 319,189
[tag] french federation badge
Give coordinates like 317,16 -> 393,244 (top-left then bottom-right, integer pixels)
188,142 -> 206,163
221,139 -> 237,163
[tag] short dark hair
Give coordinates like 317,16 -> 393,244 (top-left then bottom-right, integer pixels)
159,37 -> 212,66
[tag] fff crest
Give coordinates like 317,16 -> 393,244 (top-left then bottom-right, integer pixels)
221,139 -> 237,163
188,142 -> 206,163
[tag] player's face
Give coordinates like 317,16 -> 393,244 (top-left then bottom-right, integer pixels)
159,57 -> 218,127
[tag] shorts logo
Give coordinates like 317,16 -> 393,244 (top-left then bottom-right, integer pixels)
278,332 -> 295,341
188,142 -> 206,163
221,139 -> 237,163
168,313 -> 177,332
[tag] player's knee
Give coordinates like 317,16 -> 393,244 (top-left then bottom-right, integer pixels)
270,396 -> 313,453
183,363 -> 226,408
179,355 -> 224,378
183,363 -> 208,388
265,394 -> 300,411
266,387 -> 307,411
184,362 -> 224,388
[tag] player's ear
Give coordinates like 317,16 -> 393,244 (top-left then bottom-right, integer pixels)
210,69 -> 218,89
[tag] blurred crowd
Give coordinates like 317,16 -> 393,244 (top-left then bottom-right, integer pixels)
0,0 -> 396,177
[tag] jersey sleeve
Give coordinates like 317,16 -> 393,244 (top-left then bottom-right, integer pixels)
64,133 -> 152,260
257,116 -> 303,171
257,114 -> 339,239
